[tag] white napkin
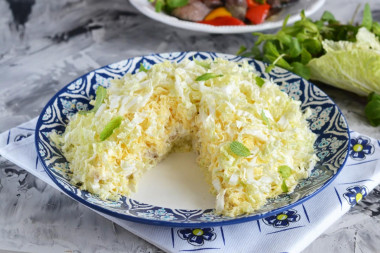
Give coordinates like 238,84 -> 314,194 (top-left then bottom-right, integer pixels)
1,118 -> 379,253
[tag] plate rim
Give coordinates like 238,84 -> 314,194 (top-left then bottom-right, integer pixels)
35,51 -> 350,227
129,0 -> 326,34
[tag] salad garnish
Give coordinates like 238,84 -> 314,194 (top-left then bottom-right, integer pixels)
261,110 -> 270,128
139,63 -> 149,73
194,58 -> 211,69
239,3 -> 380,126
278,165 -> 292,192
255,76 -> 265,87
100,116 -> 123,141
230,141 -> 251,157
196,73 -> 223,81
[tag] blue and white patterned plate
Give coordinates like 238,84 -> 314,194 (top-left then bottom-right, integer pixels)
35,52 -> 350,227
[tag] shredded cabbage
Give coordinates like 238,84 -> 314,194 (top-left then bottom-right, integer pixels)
51,58 -> 317,217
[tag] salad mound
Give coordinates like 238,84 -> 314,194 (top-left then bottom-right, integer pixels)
51,58 -> 318,217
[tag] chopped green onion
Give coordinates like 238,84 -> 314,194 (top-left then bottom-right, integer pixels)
281,180 -> 289,193
279,165 -> 292,193
195,73 -> 223,81
261,110 -> 271,128
100,116 -> 123,141
278,165 -> 292,179
139,63 -> 149,73
255,76 -> 265,87
194,59 -> 211,69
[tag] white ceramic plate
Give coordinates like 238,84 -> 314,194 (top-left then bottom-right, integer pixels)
129,0 -> 326,34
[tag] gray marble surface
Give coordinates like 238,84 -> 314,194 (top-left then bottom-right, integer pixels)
0,0 -> 379,252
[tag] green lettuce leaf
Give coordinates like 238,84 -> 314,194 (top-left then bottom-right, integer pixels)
307,28 -> 380,96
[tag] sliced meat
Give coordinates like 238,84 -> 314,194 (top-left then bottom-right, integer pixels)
225,0 -> 247,20
202,0 -> 223,8
172,0 -> 211,22
267,0 -> 298,9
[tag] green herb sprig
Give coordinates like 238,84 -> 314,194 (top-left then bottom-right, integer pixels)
238,3 -> 380,126
238,4 -> 380,80
281,180 -> 289,193
139,63 -> 149,73
230,141 -> 251,157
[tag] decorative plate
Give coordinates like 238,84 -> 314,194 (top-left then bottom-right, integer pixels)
35,52 -> 350,227
129,0 -> 325,34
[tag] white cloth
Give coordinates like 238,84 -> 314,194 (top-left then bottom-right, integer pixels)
1,118 -> 379,253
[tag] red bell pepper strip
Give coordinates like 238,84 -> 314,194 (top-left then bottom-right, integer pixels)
245,3 -> 271,24
199,16 -> 245,26
246,0 -> 258,8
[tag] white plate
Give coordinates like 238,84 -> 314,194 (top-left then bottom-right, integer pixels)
130,0 -> 326,34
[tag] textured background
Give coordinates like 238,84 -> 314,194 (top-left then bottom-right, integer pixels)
0,0 -> 380,252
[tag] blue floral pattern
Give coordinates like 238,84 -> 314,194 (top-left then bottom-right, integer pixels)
14,133 -> 32,142
199,213 -> 221,222
60,98 -> 88,117
343,186 -> 368,207
309,106 -> 332,131
95,74 -> 110,88
38,143 -> 46,157
137,208 -> 177,221
42,106 -> 52,121
262,209 -> 300,228
177,228 -> 216,246
280,80 -> 302,100
53,162 -> 71,178
68,78 -> 84,90
349,136 -> 374,160
316,136 -> 346,160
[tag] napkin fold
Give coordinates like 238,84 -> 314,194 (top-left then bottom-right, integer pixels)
1,118 -> 379,253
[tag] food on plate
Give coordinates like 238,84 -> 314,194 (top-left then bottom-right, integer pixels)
151,0 -> 298,25
238,3 -> 380,126
50,58 -> 318,217
172,0 -> 211,22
